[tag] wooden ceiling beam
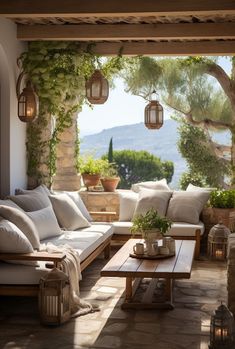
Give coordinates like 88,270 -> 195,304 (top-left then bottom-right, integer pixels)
17,23 -> 235,41
78,41 -> 235,56
1,0 -> 235,18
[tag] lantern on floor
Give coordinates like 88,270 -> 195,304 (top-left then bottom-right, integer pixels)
207,222 -> 230,260
85,69 -> 109,104
209,303 -> 235,349
144,90 -> 163,129
16,72 -> 39,122
39,268 -> 71,325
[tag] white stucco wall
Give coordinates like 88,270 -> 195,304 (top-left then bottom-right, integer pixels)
0,18 -> 27,196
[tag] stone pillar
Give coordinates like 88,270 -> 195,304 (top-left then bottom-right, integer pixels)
52,113 -> 81,191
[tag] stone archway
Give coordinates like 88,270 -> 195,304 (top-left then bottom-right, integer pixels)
0,45 -> 10,198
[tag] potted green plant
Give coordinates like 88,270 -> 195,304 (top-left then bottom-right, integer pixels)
202,189 -> 235,232
100,162 -> 120,192
131,208 -> 172,242
79,156 -> 107,190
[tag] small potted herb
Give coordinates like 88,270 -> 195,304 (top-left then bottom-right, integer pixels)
100,162 -> 120,192
131,208 -> 172,242
79,156 -> 107,190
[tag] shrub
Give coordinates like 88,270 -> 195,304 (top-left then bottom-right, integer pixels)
180,171 -> 208,190
209,190 -> 235,208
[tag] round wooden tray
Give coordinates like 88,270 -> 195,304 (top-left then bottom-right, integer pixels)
129,252 -> 175,260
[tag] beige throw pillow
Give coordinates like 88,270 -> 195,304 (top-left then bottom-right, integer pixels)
186,183 -> 215,192
0,218 -> 37,266
26,206 -> 62,241
9,191 -> 51,212
166,191 -> 210,224
119,191 -> 138,221
131,178 -> 171,193
134,189 -> 173,217
49,194 -> 91,231
15,184 -> 51,196
0,205 -> 40,249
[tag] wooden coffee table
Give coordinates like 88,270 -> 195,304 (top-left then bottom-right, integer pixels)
101,238 -> 195,309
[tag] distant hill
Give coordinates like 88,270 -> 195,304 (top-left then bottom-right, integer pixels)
80,119 -> 230,188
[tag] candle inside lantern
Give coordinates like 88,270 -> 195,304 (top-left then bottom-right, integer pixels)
26,107 -> 34,117
215,250 -> 223,258
215,327 -> 228,338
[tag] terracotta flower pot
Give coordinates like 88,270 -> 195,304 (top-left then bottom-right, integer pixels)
100,177 -> 120,192
82,173 -> 101,190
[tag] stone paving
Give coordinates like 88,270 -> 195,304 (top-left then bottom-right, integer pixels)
0,250 -> 227,349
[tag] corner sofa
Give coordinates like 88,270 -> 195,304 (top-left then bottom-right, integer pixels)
111,180 -> 212,259
0,186 -> 113,297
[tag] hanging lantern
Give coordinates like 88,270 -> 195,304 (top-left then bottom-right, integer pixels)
39,268 -> 71,325
209,303 -> 235,349
16,72 -> 39,122
85,69 -> 109,104
144,90 -> 163,129
207,222 -> 230,260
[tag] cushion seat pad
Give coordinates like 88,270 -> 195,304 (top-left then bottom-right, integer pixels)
0,224 -> 113,285
112,221 -> 204,236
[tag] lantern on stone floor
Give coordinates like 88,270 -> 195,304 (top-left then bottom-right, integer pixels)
144,90 -> 163,130
209,303 -> 235,349
39,268 -> 71,325
16,72 -> 39,122
85,69 -> 109,104
207,222 -> 231,260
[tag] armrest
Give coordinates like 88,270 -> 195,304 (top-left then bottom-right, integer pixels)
0,251 -> 66,263
89,211 -> 117,222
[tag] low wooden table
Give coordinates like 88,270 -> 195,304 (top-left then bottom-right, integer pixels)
101,238 -> 195,309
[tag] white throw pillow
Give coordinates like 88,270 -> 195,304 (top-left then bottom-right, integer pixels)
0,219 -> 37,266
54,191 -> 92,222
166,191 -> 210,224
26,206 -> 62,241
119,191 -> 138,221
0,205 -> 40,250
186,183 -> 215,192
134,189 -> 173,217
131,178 -> 171,193
49,194 -> 91,230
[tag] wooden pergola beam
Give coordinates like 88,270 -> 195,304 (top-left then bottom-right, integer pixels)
78,41 -> 235,56
17,23 -> 235,41
1,0 -> 235,17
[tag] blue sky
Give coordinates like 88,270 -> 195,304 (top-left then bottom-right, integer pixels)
79,57 -> 232,136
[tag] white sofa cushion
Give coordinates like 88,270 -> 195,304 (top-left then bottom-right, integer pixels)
41,224 -> 113,262
131,178 -> 170,193
112,221 -> 204,237
134,189 -> 172,217
26,206 -> 62,240
0,205 -> 40,250
49,194 -> 91,230
0,223 -> 113,285
166,191 -> 210,224
119,190 -> 138,221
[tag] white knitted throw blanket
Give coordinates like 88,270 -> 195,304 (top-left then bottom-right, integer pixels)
41,242 -> 99,317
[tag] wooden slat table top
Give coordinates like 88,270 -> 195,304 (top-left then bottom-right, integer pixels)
101,239 -> 195,279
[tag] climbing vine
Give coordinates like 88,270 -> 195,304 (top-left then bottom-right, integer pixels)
18,41 -> 124,186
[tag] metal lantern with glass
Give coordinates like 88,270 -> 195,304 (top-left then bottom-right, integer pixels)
39,268 -> 71,325
209,303 -> 235,349
16,72 -> 39,122
144,90 -> 163,130
207,222 -> 231,260
85,69 -> 109,104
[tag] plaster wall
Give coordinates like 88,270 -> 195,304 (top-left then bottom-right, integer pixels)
0,18 -> 27,197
